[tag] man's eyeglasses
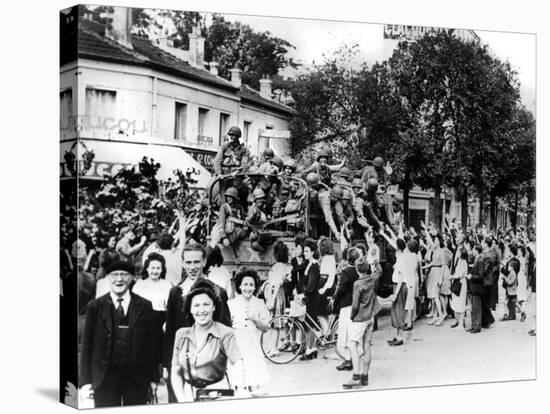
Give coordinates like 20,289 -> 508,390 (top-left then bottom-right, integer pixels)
109,272 -> 132,279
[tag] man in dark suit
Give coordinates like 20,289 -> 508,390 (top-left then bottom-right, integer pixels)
468,245 -> 485,333
79,260 -> 159,407
481,238 -> 497,327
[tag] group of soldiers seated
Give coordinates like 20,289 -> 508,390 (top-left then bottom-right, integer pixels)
209,126 -> 404,252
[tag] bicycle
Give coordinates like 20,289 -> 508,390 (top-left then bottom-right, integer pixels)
260,311 -> 344,364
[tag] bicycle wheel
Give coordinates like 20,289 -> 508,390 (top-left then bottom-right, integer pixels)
317,318 -> 345,360
261,316 -> 305,364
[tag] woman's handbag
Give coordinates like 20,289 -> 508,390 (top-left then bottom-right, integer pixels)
183,338 -> 235,401
450,278 -> 462,296
289,298 -> 306,319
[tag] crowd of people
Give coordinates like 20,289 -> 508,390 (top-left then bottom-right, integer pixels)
210,125 -> 401,253
65,126 -> 536,406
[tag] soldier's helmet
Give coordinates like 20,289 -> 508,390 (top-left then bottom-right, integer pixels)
224,187 -> 239,200
260,177 -> 272,191
306,172 -> 320,186
330,185 -> 345,200
227,126 -> 242,138
351,178 -> 363,189
373,156 -> 384,168
253,188 -> 266,201
338,167 -> 353,180
342,188 -> 353,201
262,148 -> 275,159
283,158 -> 297,171
271,156 -> 284,171
316,147 -> 332,161
366,178 -> 379,193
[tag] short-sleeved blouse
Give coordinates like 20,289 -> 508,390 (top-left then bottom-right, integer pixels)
171,322 -> 242,386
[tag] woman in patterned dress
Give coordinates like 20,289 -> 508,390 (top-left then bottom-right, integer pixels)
228,269 -> 271,395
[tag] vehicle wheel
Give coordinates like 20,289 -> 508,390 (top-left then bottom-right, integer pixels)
261,316 -> 305,364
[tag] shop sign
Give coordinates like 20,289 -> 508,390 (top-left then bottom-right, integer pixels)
60,161 -> 135,179
184,147 -> 217,172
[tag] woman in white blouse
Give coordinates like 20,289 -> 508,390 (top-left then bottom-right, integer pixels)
132,252 -> 173,372
317,236 -> 337,333
228,268 -> 271,396
450,250 -> 469,330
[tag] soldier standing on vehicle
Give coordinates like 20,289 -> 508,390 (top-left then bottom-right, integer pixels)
339,188 -> 356,241
213,126 -> 251,175
361,157 -> 386,189
303,148 -> 337,187
211,126 -> 251,207
319,185 -> 346,242
306,172 -> 328,239
216,187 -> 248,249
351,178 -> 372,240
281,159 -> 301,197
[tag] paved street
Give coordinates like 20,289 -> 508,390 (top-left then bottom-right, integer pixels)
264,298 -> 536,397
156,293 -> 535,403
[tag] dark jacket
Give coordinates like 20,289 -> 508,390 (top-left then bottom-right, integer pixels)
351,273 -> 380,322
483,248 -> 499,286
163,277 -> 231,368
469,255 -> 486,295
333,266 -> 359,310
79,293 -> 159,389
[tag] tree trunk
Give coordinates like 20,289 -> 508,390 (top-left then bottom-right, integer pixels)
433,186 -> 443,232
461,184 -> 468,232
511,191 -> 519,230
489,191 -> 497,230
403,170 -> 410,228
478,187 -> 484,227
526,182 -> 534,228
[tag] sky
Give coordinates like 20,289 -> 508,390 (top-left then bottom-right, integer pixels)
219,13 -> 536,114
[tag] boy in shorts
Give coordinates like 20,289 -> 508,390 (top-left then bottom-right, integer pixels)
343,255 -> 381,389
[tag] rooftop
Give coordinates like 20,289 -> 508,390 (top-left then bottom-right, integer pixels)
61,16 -> 295,115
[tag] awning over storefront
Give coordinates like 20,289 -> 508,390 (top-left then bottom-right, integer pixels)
60,138 -> 212,188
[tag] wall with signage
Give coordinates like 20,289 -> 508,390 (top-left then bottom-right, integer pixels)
240,105 -> 291,157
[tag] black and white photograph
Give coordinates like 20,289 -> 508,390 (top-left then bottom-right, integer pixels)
56,1 -> 538,409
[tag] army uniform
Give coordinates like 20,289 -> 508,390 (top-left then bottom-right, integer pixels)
211,126 -> 251,207
333,167 -> 353,188
304,148 -> 334,187
247,189 -> 286,252
214,143 -> 251,175
216,187 -> 248,247
318,186 -> 346,241
258,148 -> 276,174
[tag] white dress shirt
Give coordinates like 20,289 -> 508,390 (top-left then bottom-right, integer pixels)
109,290 -> 131,315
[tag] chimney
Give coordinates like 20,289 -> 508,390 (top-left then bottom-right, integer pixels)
230,68 -> 242,88
259,76 -> 272,99
187,26 -> 205,67
209,62 -> 219,76
104,6 -> 133,49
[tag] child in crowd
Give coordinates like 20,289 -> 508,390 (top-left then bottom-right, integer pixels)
343,255 -> 381,389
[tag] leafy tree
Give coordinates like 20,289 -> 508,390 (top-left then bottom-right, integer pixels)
124,11 -> 296,89
484,105 -> 535,228
386,31 -> 521,230
203,14 -> 296,88
288,45 -> 404,169
77,157 -> 202,251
